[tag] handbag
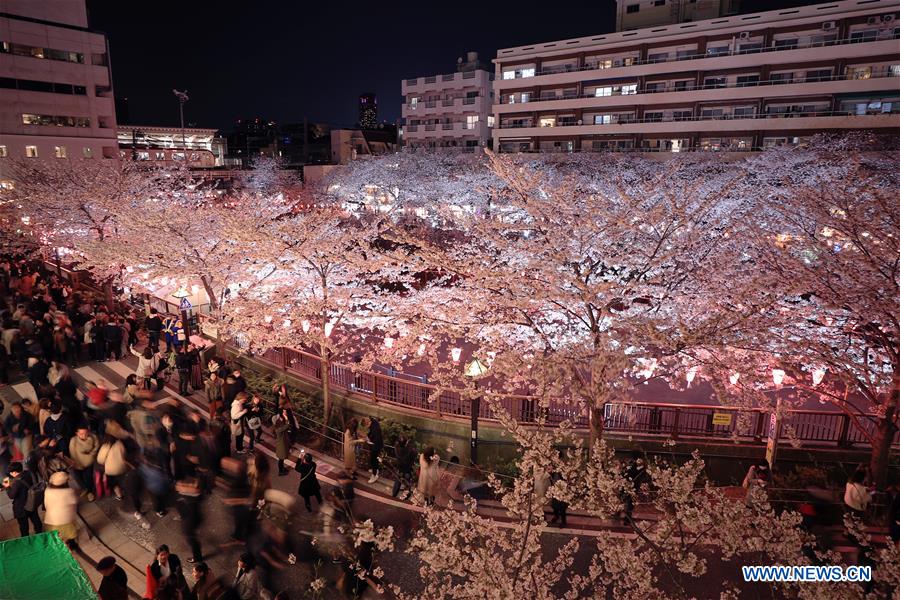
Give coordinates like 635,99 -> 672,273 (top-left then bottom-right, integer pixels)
247,416 -> 262,430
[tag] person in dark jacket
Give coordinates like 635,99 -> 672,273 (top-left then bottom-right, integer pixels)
392,436 -> 416,500
144,544 -> 185,599
295,452 -> 322,512
363,417 -> 384,484
27,357 -> 50,399
3,462 -> 43,537
175,346 -> 194,396
103,319 -> 123,360
176,478 -> 204,564
145,309 -> 163,353
97,556 -> 128,600
4,402 -> 36,459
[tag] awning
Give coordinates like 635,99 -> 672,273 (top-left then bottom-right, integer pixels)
0,532 -> 97,599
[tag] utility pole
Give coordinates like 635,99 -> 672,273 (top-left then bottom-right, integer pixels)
173,89 -> 190,154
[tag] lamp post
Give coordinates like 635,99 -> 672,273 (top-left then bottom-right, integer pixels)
464,357 -> 489,465
173,89 -> 189,157
766,369 -> 786,470
171,287 -> 192,342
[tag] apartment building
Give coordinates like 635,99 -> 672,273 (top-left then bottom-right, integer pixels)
402,52 -> 494,149
492,0 -> 900,154
0,0 -> 118,171
617,0 -> 741,32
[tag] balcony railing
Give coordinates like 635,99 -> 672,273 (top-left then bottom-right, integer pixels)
425,124 -> 436,131
442,74 -> 455,81
502,32 -> 899,80
442,123 -> 454,130
497,68 -> 899,105
498,109 -> 898,129
442,99 -> 455,106
462,97 -> 476,105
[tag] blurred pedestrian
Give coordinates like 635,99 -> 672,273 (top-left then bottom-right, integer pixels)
273,409 -> 291,476
233,553 -> 260,600
362,416 -> 383,484
96,556 -> 128,600
418,446 -> 441,506
69,423 -> 99,501
175,477 -> 204,564
3,461 -> 42,537
392,436 -> 416,500
295,452 -> 322,512
43,470 -> 79,546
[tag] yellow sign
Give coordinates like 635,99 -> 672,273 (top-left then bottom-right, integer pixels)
712,412 -> 733,426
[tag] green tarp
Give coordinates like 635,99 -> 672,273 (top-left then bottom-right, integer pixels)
0,532 -> 97,599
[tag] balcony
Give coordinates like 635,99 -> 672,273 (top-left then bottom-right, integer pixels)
495,68 -> 900,113
496,110 -> 900,137
495,33 -> 900,89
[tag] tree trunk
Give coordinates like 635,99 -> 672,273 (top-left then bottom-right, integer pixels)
589,402 -> 605,449
104,279 -> 115,312
321,344 -> 332,435
200,274 -> 218,311
869,378 -> 898,488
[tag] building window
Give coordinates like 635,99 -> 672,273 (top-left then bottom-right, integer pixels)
595,86 -> 613,97
645,112 -> 664,122
22,113 -> 90,127
503,70 -> 515,80
137,151 -> 150,160
466,115 -> 479,130
172,152 -> 185,160
83,147 -> 93,158
704,76 -> 727,89
0,145 -> 6,158
155,152 -> 166,160
654,0 -> 665,5
487,115 -> 495,127
25,145 -> 38,158
521,68 -> 535,78
621,84 -> 637,95
594,115 -> 612,124
847,66 -> 872,80
54,146 -> 67,158
0,41 -> 83,63
410,97 -> 418,109
626,4 -> 640,13
805,68 -> 832,82
539,117 -> 555,127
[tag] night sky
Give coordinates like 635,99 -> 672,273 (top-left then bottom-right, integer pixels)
84,0 -> 816,132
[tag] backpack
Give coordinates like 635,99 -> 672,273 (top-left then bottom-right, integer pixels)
23,471 -> 46,513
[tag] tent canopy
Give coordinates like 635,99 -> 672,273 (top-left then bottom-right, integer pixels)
0,532 -> 96,600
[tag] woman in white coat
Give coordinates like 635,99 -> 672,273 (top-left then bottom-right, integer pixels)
44,471 -> 79,545
130,345 -> 161,390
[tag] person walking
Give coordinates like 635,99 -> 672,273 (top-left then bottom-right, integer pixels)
131,346 -> 161,391
418,446 -> 441,506
844,470 -> 872,517
97,431 -> 129,501
43,470 -> 79,546
363,416 -> 383,484
295,452 -> 322,512
548,471 -> 568,528
245,396 -> 263,451
5,402 -> 36,460
69,423 -> 99,501
3,461 -> 43,537
175,477 -> 204,564
103,318 -> 123,361
145,309 -> 163,353
273,409 -> 291,476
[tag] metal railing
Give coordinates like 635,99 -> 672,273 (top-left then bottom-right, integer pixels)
497,109 -> 898,130
496,68 -> 900,106
501,32 -> 899,80
228,343 -> 900,450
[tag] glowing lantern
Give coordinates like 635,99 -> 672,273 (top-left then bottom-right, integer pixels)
729,372 -> 740,385
686,366 -> 698,385
264,315 -> 273,324
417,343 -> 426,356
324,322 -> 334,337
812,368 -> 826,386
282,319 -> 292,329
301,320 -> 310,333
384,337 -> 394,349
451,347 -> 462,362
772,369 -> 785,386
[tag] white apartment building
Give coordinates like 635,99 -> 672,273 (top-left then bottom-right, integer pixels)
402,52 -> 494,149
493,0 -> 900,153
0,0 -> 118,175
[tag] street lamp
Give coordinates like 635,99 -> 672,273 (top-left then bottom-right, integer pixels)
766,368 -> 786,470
464,357 -> 489,465
173,89 -> 189,156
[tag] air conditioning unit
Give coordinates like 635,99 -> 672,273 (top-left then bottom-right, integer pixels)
866,15 -> 881,25
884,14 -> 895,24
821,20 -> 836,31
738,31 -> 751,40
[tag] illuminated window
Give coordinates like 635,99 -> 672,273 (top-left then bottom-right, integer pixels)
410,97 -> 418,109
595,86 -> 612,97
465,115 -> 479,129
25,146 -> 38,157
521,67 -> 535,78
539,117 -> 555,127
487,116 -> 495,127
503,70 -> 515,80
83,147 -> 93,158
594,115 -> 612,124
54,146 -> 67,158
155,152 -> 166,160
172,152 -> 185,160
621,84 -> 637,95
0,145 -> 6,158
137,151 -> 150,160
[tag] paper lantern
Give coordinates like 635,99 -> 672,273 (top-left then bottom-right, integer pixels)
324,322 -> 334,337
301,320 -> 310,333
729,372 -> 740,385
451,347 -> 462,362
772,369 -> 785,386
812,368 -> 826,386
384,337 -> 394,349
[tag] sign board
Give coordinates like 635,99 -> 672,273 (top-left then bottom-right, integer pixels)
712,412 -> 733,426
179,296 -> 192,310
